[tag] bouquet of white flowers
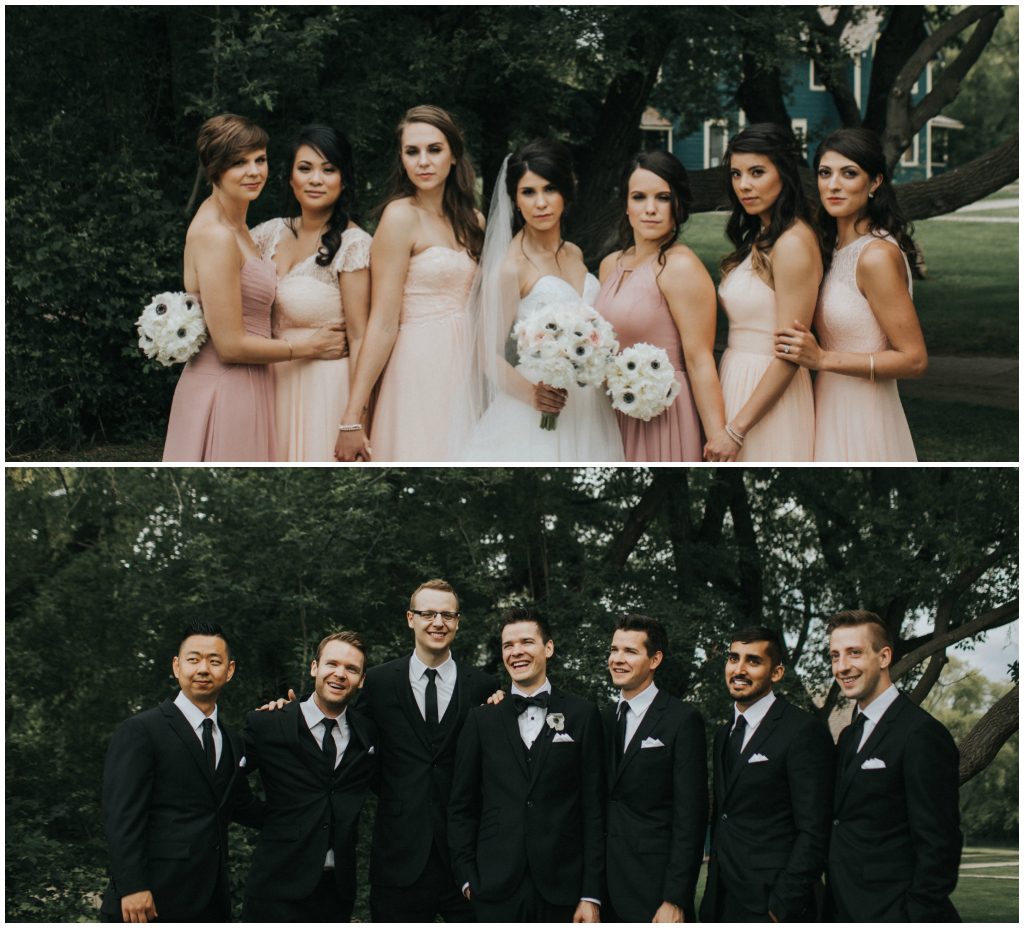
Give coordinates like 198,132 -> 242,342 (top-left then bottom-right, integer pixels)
136,292 -> 207,366
605,342 -> 681,421
513,301 -> 619,430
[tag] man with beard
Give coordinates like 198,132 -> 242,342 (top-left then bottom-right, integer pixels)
826,610 -> 962,922
700,626 -> 834,923
242,631 -> 377,922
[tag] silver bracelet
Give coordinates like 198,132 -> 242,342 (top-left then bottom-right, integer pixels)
724,423 -> 745,446
337,423 -> 363,432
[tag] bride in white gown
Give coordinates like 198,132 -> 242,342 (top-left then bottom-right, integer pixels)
460,140 -> 624,461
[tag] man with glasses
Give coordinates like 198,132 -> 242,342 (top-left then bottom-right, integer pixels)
359,579 -> 498,922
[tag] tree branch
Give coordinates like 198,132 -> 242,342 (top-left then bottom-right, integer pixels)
907,650 -> 948,705
605,471 -> 672,569
958,684 -> 1019,785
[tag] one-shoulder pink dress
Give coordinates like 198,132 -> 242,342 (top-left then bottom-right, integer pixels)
717,255 -> 814,461
163,257 -> 278,462
594,259 -> 703,461
370,246 -> 476,462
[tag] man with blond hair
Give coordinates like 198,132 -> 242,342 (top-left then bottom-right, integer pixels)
359,579 -> 498,922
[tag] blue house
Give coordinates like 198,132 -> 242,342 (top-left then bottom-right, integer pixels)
641,10 -> 962,181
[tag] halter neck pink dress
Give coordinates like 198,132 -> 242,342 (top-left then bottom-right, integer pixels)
717,254 -> 814,461
593,259 -> 703,461
370,246 -> 477,461
813,233 -> 917,461
163,256 -> 278,462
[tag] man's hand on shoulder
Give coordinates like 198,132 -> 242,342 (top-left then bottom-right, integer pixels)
121,890 -> 157,923
485,689 -> 505,706
255,688 -> 297,711
573,900 -> 600,923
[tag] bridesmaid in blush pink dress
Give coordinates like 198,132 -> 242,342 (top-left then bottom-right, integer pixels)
705,124 -> 822,463
163,114 -> 345,462
594,151 -> 723,462
775,128 -> 925,461
334,105 -> 483,462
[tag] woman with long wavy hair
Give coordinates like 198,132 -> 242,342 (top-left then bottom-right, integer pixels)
704,123 -> 822,462
333,104 -> 484,462
251,125 -> 371,461
774,127 -> 925,461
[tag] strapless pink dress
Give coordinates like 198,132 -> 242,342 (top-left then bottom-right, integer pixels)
163,257 -> 278,461
370,246 -> 476,462
593,260 -> 702,461
717,255 -> 814,461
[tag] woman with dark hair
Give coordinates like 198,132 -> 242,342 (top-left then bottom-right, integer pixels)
163,114 -> 345,462
593,150 -> 720,461
460,139 -> 623,460
774,127 -> 925,461
334,104 -> 483,461
250,125 -> 371,461
704,123 -> 821,462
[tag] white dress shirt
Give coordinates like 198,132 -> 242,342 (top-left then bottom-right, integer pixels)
616,682 -> 658,751
409,651 -> 457,721
732,690 -> 776,751
300,696 -> 351,869
855,683 -> 899,751
510,679 -> 553,748
174,689 -> 222,767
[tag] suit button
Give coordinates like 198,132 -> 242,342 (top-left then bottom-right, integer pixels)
721,814 -> 727,821
833,819 -> 840,826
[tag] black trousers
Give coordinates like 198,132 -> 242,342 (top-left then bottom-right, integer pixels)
471,872 -> 577,924
244,869 -> 353,923
370,841 -> 475,922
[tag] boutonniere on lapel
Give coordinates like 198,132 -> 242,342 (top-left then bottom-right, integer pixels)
545,713 -> 565,732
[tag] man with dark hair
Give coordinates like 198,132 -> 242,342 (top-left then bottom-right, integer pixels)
826,610 -> 962,922
603,614 -> 707,922
242,630 -> 377,922
358,579 -> 499,922
101,622 -> 263,922
449,607 -> 605,922
701,625 -> 834,923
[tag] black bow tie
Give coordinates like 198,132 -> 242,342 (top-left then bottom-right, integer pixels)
512,691 -> 550,714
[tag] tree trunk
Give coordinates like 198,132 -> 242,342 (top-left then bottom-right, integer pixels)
735,55 -> 793,129
958,684 -> 1019,785
863,7 -> 928,135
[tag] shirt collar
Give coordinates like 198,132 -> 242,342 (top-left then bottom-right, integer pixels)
409,650 -> 456,685
510,678 -> 552,699
174,689 -> 218,730
301,694 -> 347,730
860,683 -> 898,724
620,681 -> 659,715
734,689 -> 776,729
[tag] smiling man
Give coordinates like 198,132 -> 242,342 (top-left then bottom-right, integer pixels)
100,622 -> 264,923
603,614 -> 707,923
241,631 -> 377,922
700,625 -> 834,923
826,610 -> 962,922
448,606 -> 605,922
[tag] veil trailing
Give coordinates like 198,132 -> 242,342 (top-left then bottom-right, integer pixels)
448,155 -> 523,457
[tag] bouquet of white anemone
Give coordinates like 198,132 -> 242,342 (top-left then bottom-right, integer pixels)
137,292 -> 207,366
605,342 -> 681,421
512,301 -> 619,430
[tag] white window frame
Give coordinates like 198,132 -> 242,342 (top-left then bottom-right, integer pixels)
703,118 -> 729,169
901,133 -> 920,167
809,59 -> 827,91
640,124 -> 673,152
791,118 -> 809,158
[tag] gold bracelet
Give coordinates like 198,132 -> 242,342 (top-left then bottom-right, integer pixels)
869,353 -> 875,383
284,339 -> 293,361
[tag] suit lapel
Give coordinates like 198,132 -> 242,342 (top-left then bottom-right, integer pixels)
161,699 -> 217,797
498,693 -> 531,781
527,690 -> 561,789
335,710 -> 370,780
836,693 -> 905,807
395,657 -> 434,755
289,699 -> 331,779
432,662 -> 467,760
713,723 -> 728,809
613,689 -> 668,784
218,721 -> 241,806
723,696 -> 786,801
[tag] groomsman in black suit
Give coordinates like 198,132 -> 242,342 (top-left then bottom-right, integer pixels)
358,579 -> 498,922
101,622 -> 264,922
449,607 -> 605,923
826,610 -> 962,922
603,614 -> 707,923
242,630 -> 377,922
700,625 -> 834,923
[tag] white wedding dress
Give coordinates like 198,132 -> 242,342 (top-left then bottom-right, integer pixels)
462,274 -> 625,462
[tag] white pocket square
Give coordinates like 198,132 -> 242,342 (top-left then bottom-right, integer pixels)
747,753 -> 769,763
368,745 -> 375,755
861,757 -> 886,769
552,732 -> 575,743
640,737 -> 665,749
239,756 -> 247,768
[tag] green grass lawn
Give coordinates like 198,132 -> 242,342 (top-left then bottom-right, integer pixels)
902,396 -> 1018,462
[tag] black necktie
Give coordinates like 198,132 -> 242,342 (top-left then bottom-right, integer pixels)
424,668 -> 439,727
201,717 -> 216,774
724,714 -> 747,779
845,709 -> 868,765
616,701 -> 630,761
512,691 -> 550,715
321,718 -> 337,770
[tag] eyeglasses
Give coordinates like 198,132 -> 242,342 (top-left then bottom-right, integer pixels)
409,609 -> 461,622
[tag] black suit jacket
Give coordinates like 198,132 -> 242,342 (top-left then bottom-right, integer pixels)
358,654 -> 498,887
827,691 -> 962,922
700,694 -> 834,923
448,688 -> 605,907
603,689 -> 707,922
100,699 -> 264,921
242,700 -> 378,902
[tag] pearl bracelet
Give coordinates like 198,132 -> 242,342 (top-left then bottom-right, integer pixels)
337,423 -> 363,432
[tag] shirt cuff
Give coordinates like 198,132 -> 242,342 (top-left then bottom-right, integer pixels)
581,897 -> 601,907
